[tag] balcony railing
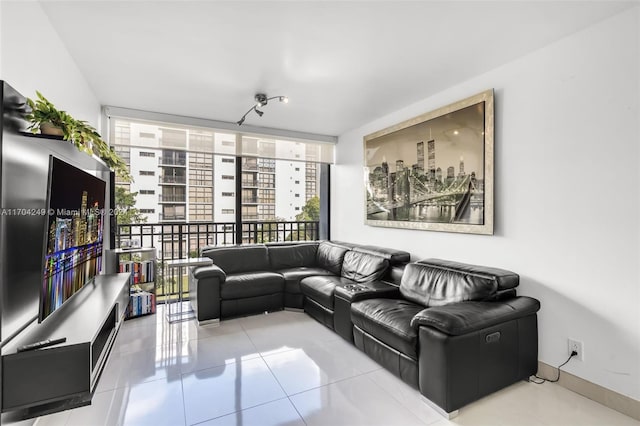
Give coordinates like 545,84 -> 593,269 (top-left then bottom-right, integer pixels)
242,163 -> 258,171
158,157 -> 187,166
158,194 -> 186,203
159,175 -> 187,184
115,220 -> 320,301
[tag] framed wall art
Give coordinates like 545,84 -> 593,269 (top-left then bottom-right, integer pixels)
364,89 -> 494,235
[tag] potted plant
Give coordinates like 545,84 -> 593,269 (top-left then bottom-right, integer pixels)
25,91 -> 131,182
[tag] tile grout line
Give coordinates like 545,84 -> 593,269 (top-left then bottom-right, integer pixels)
187,396 -> 293,426
258,349 -> 309,426
280,367 -> 383,399
357,370 -> 437,425
180,365 -> 189,426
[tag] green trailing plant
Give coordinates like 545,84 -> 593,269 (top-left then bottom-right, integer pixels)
25,91 -> 132,182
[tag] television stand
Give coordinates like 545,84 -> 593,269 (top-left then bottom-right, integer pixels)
0,273 -> 130,419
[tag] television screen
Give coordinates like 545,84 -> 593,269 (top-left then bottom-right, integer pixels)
40,156 -> 106,322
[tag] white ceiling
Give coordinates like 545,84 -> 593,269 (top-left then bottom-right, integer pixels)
40,1 -> 635,137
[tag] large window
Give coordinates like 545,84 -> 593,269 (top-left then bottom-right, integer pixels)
160,149 -> 186,166
258,173 -> 275,188
161,187 -> 185,203
160,167 -> 186,184
189,204 -> 213,222
258,189 -> 275,204
190,152 -> 213,169
189,169 -> 212,186
109,115 -> 333,247
162,205 -> 185,221
189,187 -> 213,203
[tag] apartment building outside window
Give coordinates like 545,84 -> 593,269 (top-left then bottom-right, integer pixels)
189,169 -> 212,186
160,149 -> 186,166
109,116 -> 333,250
160,186 -> 186,203
189,187 -> 212,203
162,205 -> 185,221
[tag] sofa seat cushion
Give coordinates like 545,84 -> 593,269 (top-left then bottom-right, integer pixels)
351,298 -> 424,360
280,267 -> 334,294
221,272 -> 284,300
300,275 -> 356,310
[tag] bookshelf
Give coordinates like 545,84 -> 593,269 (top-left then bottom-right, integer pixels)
107,248 -> 157,319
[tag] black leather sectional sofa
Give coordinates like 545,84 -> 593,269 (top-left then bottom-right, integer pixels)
189,240 -> 540,416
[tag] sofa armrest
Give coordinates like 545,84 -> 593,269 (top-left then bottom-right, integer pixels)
189,264 -> 226,322
410,296 -> 540,335
192,264 -> 226,283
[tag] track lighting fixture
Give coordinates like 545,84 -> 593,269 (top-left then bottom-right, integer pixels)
236,93 -> 288,126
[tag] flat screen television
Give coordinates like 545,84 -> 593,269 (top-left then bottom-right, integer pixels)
40,156 -> 106,322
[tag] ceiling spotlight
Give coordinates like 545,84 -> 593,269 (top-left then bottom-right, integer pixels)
236,92 -> 289,126
255,93 -> 268,107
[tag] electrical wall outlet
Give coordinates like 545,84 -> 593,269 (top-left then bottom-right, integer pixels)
568,338 -> 583,361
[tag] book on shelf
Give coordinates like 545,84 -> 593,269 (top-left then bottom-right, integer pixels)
119,260 -> 155,285
128,290 -> 156,317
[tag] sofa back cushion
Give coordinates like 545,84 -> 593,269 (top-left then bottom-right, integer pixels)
201,245 -> 270,274
316,242 -> 350,275
415,258 -> 519,291
268,243 -> 318,270
341,251 -> 389,283
400,259 -> 519,307
351,245 -> 410,266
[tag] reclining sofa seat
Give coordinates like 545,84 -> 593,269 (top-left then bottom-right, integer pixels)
195,244 -> 284,319
266,241 -> 338,308
350,258 -> 540,415
190,241 -> 365,322
300,242 -> 410,329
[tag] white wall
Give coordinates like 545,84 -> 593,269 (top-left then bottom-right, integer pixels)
0,1 -> 100,129
213,156 -> 236,222
128,147 -> 161,223
276,160 -> 306,220
333,7 -> 640,401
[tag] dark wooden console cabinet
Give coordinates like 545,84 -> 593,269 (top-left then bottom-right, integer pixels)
0,273 -> 130,417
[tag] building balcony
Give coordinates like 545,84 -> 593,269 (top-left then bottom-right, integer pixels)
159,175 -> 187,184
158,158 -> 187,167
158,195 -> 186,203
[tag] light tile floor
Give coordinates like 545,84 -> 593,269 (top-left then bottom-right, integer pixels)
3,308 -> 639,426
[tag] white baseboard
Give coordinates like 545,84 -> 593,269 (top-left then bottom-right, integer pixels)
538,361 -> 640,421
